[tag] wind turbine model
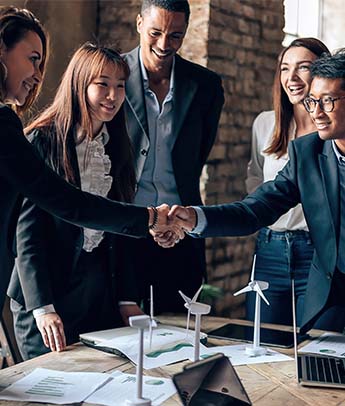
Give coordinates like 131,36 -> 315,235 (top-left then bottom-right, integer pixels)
126,315 -> 152,406
233,255 -> 270,356
148,285 -> 157,349
179,285 -> 211,361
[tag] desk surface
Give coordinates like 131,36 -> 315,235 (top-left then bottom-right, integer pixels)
0,316 -> 344,406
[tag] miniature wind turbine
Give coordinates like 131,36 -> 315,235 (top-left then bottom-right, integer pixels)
148,285 -> 157,349
233,255 -> 270,356
179,285 -> 211,361
126,315 -> 152,406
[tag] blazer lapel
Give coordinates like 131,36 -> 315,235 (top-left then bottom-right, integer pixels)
125,47 -> 149,137
172,56 -> 197,141
319,140 -> 339,236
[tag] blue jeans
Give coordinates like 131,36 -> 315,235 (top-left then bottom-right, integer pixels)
246,228 -> 314,334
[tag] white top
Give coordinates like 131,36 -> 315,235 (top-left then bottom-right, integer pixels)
76,124 -> 113,251
245,110 -> 308,232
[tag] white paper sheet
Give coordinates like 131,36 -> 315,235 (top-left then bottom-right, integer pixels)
299,332 -> 345,358
200,344 -> 292,365
85,370 -> 176,406
0,368 -> 111,404
97,327 -> 208,369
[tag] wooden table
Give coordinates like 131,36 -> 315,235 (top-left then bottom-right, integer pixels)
0,316 -> 345,405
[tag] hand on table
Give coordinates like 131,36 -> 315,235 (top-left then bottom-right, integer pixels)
35,312 -> 66,352
119,304 -> 145,326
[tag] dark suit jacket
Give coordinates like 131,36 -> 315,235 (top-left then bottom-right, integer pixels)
8,128 -> 136,312
199,133 -> 340,333
0,105 -> 148,312
122,48 -> 224,300
123,47 -> 224,206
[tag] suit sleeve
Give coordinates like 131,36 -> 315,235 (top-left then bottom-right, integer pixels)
0,107 -> 148,237
199,74 -> 224,168
15,195 -> 56,311
201,140 -> 301,237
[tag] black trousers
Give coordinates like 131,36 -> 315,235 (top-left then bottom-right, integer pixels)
12,241 -> 122,360
124,235 -> 206,314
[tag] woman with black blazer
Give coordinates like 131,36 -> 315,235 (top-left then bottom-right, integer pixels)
0,7 -> 178,327
8,43 -> 144,359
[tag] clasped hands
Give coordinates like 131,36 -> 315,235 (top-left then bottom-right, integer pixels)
148,204 -> 197,248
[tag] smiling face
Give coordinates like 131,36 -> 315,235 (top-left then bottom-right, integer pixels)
136,6 -> 187,75
1,30 -> 43,106
86,62 -> 126,135
309,77 -> 345,153
280,46 -> 318,105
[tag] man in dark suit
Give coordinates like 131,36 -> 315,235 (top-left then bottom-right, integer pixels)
121,0 -> 224,317
168,49 -> 345,334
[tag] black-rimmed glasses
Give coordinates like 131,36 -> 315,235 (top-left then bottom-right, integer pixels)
304,95 -> 345,113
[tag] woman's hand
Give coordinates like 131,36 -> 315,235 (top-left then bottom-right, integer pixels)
35,312 -> 66,352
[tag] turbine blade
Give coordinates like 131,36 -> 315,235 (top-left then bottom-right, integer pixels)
149,322 -> 153,349
191,285 -> 203,303
254,284 -> 270,306
250,254 -> 257,282
233,285 -> 252,296
179,290 -> 191,304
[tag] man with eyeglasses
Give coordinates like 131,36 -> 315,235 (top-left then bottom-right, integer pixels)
166,49 -> 345,335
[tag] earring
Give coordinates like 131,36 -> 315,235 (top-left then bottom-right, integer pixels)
0,60 -> 8,81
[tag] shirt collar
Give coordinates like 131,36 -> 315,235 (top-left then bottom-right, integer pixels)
76,123 -> 109,145
332,140 -> 345,164
138,47 -> 175,95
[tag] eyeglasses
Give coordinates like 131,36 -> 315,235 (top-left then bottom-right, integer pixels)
304,95 -> 345,113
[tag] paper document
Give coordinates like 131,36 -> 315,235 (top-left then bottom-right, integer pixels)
0,368 -> 110,404
96,327 -> 208,369
200,344 -> 292,365
85,370 -> 176,406
299,332 -> 345,358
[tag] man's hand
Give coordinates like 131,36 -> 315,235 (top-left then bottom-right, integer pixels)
119,304 -> 145,326
168,205 -> 197,232
148,204 -> 185,247
35,312 -> 66,352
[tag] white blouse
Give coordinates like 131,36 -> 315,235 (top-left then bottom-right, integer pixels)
246,110 -> 308,232
76,124 -> 113,251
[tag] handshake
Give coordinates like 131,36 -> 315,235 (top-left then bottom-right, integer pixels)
147,204 -> 198,248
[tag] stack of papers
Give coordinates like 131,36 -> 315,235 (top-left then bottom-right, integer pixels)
299,332 -> 345,358
0,368 -> 176,406
96,326 -> 209,369
0,368 -> 110,404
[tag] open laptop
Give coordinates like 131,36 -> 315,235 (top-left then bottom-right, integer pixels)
297,352 -> 345,388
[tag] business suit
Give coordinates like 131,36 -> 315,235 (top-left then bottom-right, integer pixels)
0,106 -> 148,318
8,127 -> 137,359
122,47 -> 224,311
199,132 -> 344,333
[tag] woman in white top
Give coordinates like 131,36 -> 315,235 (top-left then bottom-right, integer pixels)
245,38 -> 330,342
8,43 -> 143,360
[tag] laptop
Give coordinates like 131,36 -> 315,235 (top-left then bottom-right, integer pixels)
297,351 -> 345,388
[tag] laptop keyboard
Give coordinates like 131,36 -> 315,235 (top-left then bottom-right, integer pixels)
305,355 -> 345,384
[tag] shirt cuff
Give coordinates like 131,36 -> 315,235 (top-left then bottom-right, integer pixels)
189,206 -> 207,234
32,304 -> 56,318
119,301 -> 137,306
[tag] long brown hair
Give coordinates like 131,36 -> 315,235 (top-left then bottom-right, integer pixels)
25,42 -> 136,202
266,38 -> 330,157
0,6 -> 49,114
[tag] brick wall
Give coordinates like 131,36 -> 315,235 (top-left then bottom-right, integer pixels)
99,0 -> 284,318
